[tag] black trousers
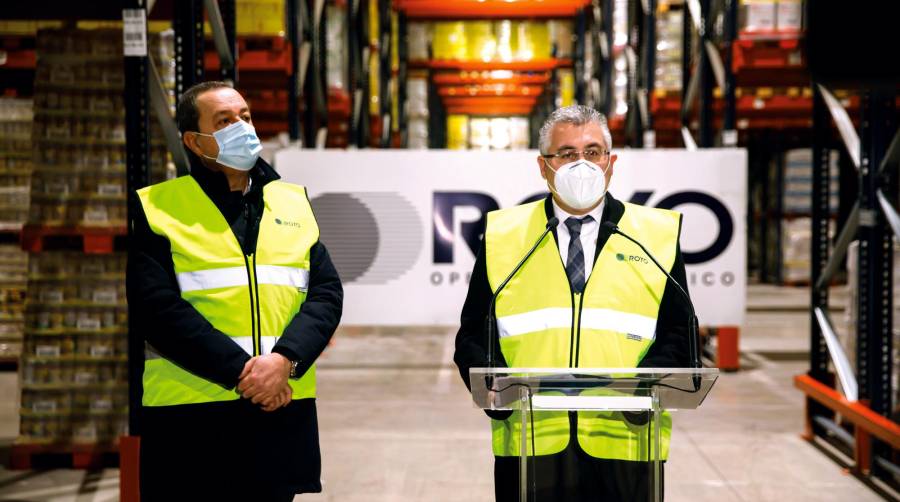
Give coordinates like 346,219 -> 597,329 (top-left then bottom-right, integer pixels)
140,399 -> 321,501
494,413 -> 663,502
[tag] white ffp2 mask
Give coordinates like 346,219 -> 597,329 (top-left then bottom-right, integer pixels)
547,159 -> 608,210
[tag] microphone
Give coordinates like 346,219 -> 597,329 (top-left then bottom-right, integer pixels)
600,221 -> 702,389
485,216 -> 559,371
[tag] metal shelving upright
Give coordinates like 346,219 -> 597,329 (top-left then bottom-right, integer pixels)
598,0 -> 615,119
797,3 -> 900,485
216,0 -> 238,84
572,1 -> 613,123
373,0 -> 392,148
390,8 -> 408,147
680,0 -> 713,148
347,0 -> 371,147
287,0 -> 329,147
617,0 -> 734,149
305,0 -> 329,147
798,81 -> 900,496
621,0 -> 654,147
173,0 -> 205,100
122,5 -> 152,497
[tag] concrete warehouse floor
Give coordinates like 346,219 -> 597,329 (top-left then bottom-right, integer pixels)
0,285 -> 889,501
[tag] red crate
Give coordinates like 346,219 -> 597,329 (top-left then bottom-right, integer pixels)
733,38 -> 804,72
10,443 -> 119,470
20,225 -> 126,254
328,88 -> 351,118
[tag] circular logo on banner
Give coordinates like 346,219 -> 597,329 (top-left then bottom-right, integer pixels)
310,192 -> 423,284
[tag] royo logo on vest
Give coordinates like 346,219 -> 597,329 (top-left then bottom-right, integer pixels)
275,218 -> 302,228
616,253 -> 649,265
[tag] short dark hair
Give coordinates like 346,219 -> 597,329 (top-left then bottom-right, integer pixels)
175,81 -> 233,134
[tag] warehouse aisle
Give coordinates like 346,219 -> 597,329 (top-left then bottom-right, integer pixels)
0,286 -> 884,501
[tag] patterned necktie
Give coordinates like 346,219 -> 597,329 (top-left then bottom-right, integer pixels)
565,216 -> 593,293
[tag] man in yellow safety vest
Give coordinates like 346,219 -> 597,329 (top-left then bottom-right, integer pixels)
455,105 -> 692,501
128,81 -> 342,501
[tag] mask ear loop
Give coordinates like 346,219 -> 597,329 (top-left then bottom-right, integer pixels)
189,131 -> 219,163
542,157 -> 566,201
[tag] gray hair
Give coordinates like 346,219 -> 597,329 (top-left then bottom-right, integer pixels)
538,105 -> 612,155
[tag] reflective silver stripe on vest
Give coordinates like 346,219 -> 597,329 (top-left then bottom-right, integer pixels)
146,337 -> 261,360
177,266 -> 248,292
259,335 -> 279,355
230,336 -> 254,355
230,336 -> 281,355
497,307 -> 657,340
580,308 -> 657,340
177,266 -> 310,293
496,307 -> 571,338
255,265 -> 310,291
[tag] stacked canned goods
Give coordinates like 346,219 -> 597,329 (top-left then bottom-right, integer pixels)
29,28 -> 173,228
19,252 -> 128,445
0,245 -> 27,361
0,98 -> 32,227
17,27 -> 175,447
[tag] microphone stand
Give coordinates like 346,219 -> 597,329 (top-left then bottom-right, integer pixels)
601,222 -> 702,391
485,217 -> 559,380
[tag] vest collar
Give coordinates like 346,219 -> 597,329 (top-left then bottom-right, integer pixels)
542,192 -> 625,262
188,153 -> 281,221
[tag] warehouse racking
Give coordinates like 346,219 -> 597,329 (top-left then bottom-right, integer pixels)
792,2 -> 900,495
0,0 -> 898,498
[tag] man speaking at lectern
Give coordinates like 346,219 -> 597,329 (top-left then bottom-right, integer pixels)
454,105 -> 692,501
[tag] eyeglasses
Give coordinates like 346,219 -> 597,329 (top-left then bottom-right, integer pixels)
542,149 -> 610,164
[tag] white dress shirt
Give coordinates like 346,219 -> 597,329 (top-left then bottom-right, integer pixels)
552,198 -> 606,283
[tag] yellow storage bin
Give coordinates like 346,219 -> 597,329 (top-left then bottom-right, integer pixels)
446,115 -> 470,150
432,22 -> 467,60
465,21 -> 496,62
514,21 -> 551,61
368,0 -> 379,47
558,69 -> 575,107
494,20 -> 515,62
202,0 -> 285,37
369,52 -> 380,116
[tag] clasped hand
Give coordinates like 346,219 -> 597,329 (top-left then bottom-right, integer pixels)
237,353 -> 292,412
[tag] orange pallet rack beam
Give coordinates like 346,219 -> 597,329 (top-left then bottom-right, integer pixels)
395,0 -> 590,19
432,72 -> 552,86
410,58 -> 572,72
438,84 -> 544,97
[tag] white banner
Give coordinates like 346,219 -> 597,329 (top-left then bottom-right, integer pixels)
274,149 -> 747,327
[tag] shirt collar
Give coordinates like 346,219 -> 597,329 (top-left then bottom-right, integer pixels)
551,197 -> 606,226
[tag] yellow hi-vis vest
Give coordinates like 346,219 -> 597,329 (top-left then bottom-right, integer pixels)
485,199 -> 681,461
137,176 -> 319,407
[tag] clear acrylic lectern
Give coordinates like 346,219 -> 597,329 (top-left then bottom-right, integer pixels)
470,367 -> 719,502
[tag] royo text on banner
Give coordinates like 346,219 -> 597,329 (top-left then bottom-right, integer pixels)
274,149 -> 747,327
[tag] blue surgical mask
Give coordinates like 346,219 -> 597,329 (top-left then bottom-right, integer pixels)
194,120 -> 262,171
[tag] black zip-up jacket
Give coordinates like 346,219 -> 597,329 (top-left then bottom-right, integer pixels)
127,155 -> 342,497
453,193 -> 691,420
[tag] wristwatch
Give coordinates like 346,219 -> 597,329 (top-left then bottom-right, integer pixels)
288,359 -> 300,379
